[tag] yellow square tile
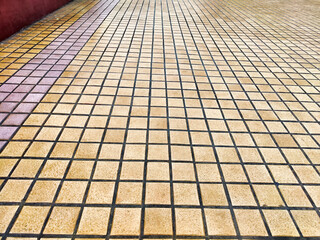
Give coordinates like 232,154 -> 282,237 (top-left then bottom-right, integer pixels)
145,183 -> 171,204
56,181 -> 87,203
39,160 -> 69,178
25,142 -> 53,157
81,129 -> 104,142
147,162 -> 170,180
253,185 -> 284,207
0,142 -> 29,157
171,146 -> 192,161
111,208 -> 141,235
44,207 -> 80,234
50,142 -> 77,158
148,145 -> 168,160
11,159 -> 42,178
205,209 -> 236,236
99,144 -> 123,159
0,206 -> 19,233
292,210 -> 320,237
227,184 -> 256,206
86,182 -> 114,204
93,161 -> 119,180
66,161 -> 94,179
234,209 -> 267,236
0,180 -> 31,202
144,208 -> 172,235
200,184 -> 228,206
11,206 -> 50,233
0,159 -> 18,177
124,144 -> 145,160
175,209 -> 204,235
36,127 -> 61,141
263,210 -> 299,236
77,207 -> 110,235
120,162 -> 144,180
74,143 -> 99,159
104,129 -> 125,143
279,186 -> 312,207
27,180 -> 59,202
116,182 -> 142,204
174,183 -> 199,205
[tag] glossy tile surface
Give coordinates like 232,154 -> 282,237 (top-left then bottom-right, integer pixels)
0,0 -> 320,238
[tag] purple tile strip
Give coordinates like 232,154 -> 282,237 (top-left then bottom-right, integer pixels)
0,0 -> 119,150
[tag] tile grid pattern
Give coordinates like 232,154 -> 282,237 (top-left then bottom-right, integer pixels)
0,0 -> 119,149
0,0 -> 319,238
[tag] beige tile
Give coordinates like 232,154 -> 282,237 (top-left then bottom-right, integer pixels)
124,145 -> 146,160
148,145 -> 168,160
27,180 -> 59,202
11,159 -> 42,178
0,142 -> 29,157
222,165 -> 247,182
205,209 -> 236,235
200,184 -> 228,206
235,209 -> 268,236
227,184 -> 256,206
172,163 -> 195,181
0,206 -> 18,233
174,183 -> 199,205
279,186 -> 312,207
116,182 -> 142,204
0,180 -> 31,202
111,208 -> 141,235
74,143 -> 99,159
147,162 -> 170,180
175,208 -> 204,235
56,181 -> 87,203
263,210 -> 299,236
305,186 -> 320,207
44,207 -> 80,234
99,144 -> 123,159
292,210 -> 320,237
77,207 -> 110,235
25,142 -> 53,157
269,165 -> 298,183
94,161 -> 119,180
171,146 -> 192,160
11,206 -> 50,233
121,162 -> 144,180
66,161 -> 94,179
86,182 -> 114,204
40,160 -> 69,178
50,142 -> 77,158
253,185 -> 284,207
144,208 -> 172,235
193,147 -> 215,162
0,159 -> 18,177
245,165 -> 272,183
145,183 -> 171,205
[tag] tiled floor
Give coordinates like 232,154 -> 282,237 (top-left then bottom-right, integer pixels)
0,0 -> 320,238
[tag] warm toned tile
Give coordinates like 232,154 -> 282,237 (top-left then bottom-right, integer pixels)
111,208 -> 141,235
205,209 -> 236,236
234,209 -> 268,236
11,206 -> 50,233
263,210 -> 299,236
44,207 -> 80,234
77,207 -> 110,235
175,208 -> 204,235
144,208 -> 172,235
